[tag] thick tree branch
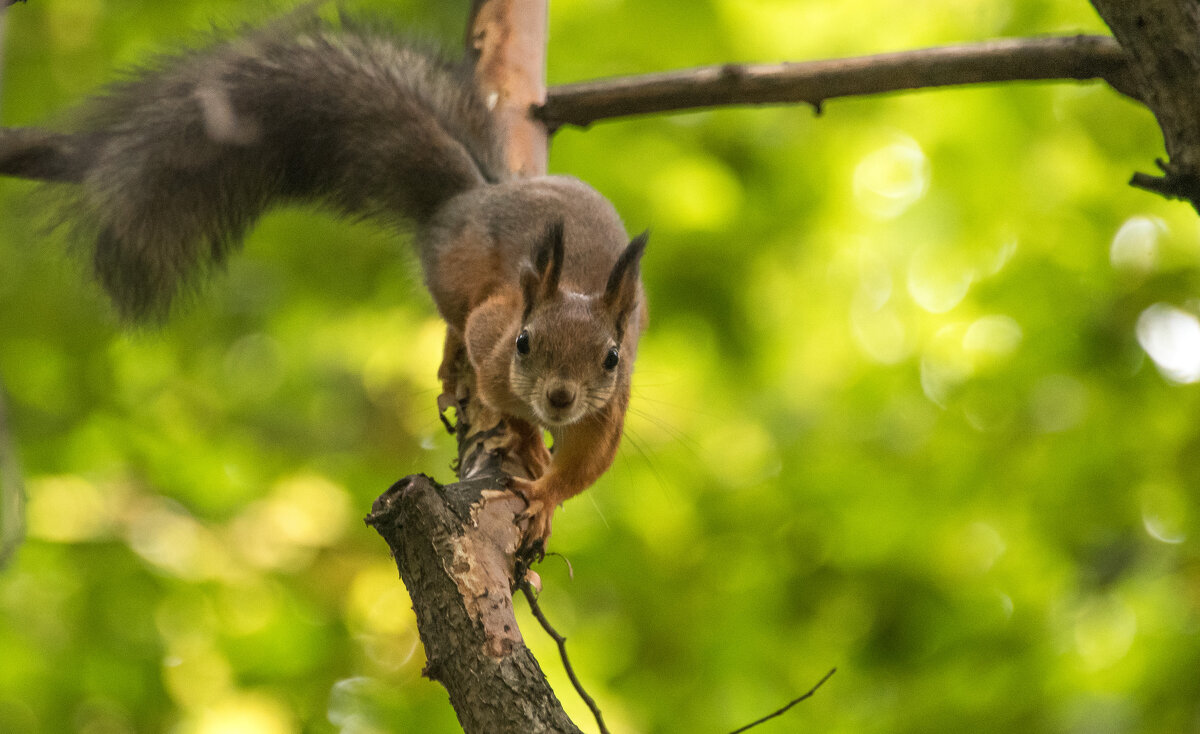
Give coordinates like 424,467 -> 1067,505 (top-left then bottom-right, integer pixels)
366,352 -> 583,733
539,35 -> 1134,130
1089,0 -> 1200,210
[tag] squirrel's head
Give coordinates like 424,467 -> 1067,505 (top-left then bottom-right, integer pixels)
511,219 -> 648,427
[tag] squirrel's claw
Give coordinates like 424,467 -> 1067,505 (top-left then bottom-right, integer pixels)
498,424 -> 551,479
480,488 -> 517,502
436,391 -> 457,434
507,475 -> 556,550
478,476 -> 556,555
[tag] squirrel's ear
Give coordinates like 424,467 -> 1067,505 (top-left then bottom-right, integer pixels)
533,219 -> 565,294
522,220 -> 565,318
520,264 -> 540,321
603,230 -> 648,328
530,220 -> 561,292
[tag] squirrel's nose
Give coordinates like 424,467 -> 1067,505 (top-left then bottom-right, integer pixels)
547,385 -> 576,409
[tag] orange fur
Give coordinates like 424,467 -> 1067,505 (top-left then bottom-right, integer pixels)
422,177 -> 647,549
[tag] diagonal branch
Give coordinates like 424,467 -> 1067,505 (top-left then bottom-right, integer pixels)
0,36 -> 1137,186
726,668 -> 837,734
366,354 -> 583,734
539,35 -> 1134,130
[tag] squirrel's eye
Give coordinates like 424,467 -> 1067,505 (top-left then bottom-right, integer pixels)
603,347 -> 619,371
516,329 -> 531,355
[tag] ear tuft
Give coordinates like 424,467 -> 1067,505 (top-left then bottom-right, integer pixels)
523,219 -> 566,314
603,230 -> 649,331
520,264 -> 540,321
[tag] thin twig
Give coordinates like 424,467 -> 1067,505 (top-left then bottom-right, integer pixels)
540,35 -> 1135,129
520,581 -> 610,734
726,668 -> 837,734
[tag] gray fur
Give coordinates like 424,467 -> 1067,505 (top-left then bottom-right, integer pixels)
56,14 -> 505,321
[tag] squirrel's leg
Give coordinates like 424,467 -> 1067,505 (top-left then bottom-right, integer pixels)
502,418 -> 552,479
436,328 -> 466,433
508,390 -> 627,546
463,292 -> 525,416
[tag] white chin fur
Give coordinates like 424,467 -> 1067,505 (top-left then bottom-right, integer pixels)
534,402 -> 585,427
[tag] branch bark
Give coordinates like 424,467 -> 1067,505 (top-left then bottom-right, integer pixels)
366,380 -> 581,732
538,35 -> 1135,130
1089,0 -> 1200,210
467,0 -> 549,177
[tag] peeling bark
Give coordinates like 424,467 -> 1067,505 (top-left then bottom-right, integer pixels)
367,477 -> 580,733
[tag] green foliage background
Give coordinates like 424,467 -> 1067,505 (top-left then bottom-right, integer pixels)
1,1 -> 1198,732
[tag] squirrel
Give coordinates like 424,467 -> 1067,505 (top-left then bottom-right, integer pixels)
0,13 -> 648,549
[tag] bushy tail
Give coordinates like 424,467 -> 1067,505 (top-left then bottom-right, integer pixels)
37,13 -> 505,320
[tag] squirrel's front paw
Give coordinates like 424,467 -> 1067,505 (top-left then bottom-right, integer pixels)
507,476 -> 556,550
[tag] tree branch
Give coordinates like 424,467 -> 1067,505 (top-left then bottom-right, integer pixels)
726,668 -> 837,734
366,354 -> 582,733
539,35 -> 1134,130
0,36 -> 1136,186
467,0 -> 549,176
1089,0 -> 1200,211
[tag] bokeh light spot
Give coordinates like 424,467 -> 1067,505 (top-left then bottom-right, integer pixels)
1029,375 -> 1088,434
1140,482 -> 1188,544
1073,595 -> 1137,671
1136,303 -> 1200,384
27,476 -> 119,542
908,243 -> 974,314
962,315 -> 1023,367
1109,215 -> 1163,274
853,138 -> 930,219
